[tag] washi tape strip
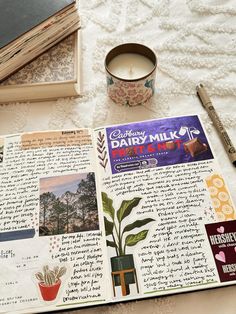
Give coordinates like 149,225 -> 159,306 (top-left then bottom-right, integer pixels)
0,229 -> 35,242
205,174 -> 236,221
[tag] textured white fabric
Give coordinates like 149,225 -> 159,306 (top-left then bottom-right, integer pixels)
0,1 -> 236,313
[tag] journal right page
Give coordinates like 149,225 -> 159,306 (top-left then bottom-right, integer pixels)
93,115 -> 236,302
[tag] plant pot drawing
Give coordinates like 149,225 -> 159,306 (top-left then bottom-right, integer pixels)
102,192 -> 155,297
35,265 -> 66,302
111,254 -> 137,296
38,279 -> 61,301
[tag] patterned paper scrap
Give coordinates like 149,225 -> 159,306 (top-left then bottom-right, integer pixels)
205,174 -> 236,221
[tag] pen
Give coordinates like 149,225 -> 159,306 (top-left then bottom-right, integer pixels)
196,84 -> 236,167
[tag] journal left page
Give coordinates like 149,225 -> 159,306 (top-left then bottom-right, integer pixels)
0,130 -> 110,313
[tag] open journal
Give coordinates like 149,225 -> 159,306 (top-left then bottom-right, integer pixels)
0,115 -> 236,313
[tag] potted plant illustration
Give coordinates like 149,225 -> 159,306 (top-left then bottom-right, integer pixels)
35,265 -> 66,301
102,192 -> 154,296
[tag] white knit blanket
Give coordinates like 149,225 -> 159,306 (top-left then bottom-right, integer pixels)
0,2 -> 236,313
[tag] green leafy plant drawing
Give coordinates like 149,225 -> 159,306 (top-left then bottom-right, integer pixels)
102,192 -> 154,256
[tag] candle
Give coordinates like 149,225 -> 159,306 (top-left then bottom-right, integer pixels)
105,43 -> 157,106
107,53 -> 155,80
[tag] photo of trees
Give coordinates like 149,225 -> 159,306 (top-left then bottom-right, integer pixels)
39,172 -> 99,236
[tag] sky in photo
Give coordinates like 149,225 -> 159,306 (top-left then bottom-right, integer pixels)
40,173 -> 89,197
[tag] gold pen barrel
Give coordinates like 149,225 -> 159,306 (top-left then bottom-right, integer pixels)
196,84 -> 236,166
196,84 -> 212,107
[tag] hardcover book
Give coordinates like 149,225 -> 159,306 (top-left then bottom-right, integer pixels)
0,0 -> 80,82
0,30 -> 81,103
0,0 -> 75,49
0,115 -> 235,313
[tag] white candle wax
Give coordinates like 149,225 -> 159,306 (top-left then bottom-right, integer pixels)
108,53 -> 154,80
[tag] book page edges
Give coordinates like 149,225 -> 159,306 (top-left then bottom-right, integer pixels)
74,27 -> 82,95
0,29 -> 82,103
0,81 -> 80,103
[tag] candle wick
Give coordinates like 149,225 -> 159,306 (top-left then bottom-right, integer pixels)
129,64 -> 133,75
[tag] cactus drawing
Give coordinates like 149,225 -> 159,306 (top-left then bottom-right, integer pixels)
35,265 -> 66,301
35,265 -> 66,286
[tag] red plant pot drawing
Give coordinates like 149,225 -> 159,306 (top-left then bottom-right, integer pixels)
38,279 -> 61,301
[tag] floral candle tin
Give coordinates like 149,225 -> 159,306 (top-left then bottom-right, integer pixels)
105,43 -> 157,106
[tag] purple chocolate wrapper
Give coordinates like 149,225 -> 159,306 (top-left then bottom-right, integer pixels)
105,115 -> 214,174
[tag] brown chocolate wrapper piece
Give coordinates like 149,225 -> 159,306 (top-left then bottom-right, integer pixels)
166,141 -> 176,150
183,137 -> 208,157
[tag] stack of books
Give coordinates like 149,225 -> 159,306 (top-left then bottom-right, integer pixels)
0,0 -> 81,103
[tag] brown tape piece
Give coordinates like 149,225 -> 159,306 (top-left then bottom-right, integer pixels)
21,130 -> 92,150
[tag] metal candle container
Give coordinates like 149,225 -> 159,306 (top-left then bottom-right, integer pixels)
105,43 -> 157,107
